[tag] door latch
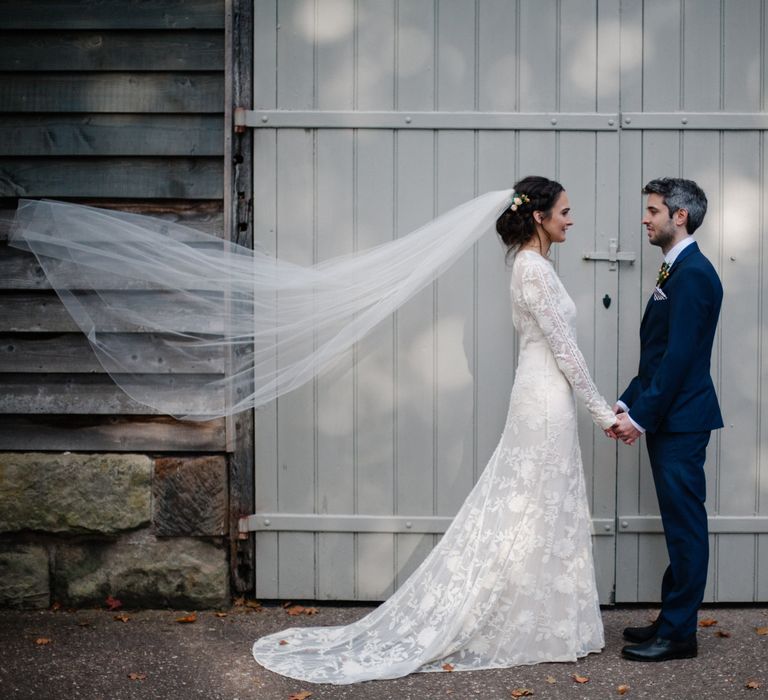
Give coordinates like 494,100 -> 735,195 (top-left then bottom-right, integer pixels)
583,238 -> 636,271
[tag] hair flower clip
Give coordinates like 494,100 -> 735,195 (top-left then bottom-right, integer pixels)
509,192 -> 530,212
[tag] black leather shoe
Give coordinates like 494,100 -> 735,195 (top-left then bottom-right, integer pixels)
623,619 -> 660,643
622,636 -> 697,662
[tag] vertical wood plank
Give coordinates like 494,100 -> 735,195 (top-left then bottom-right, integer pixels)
277,0 -> 315,109
716,534 -> 756,601
683,0 -> 721,111
560,0 -> 597,112
723,0 -> 762,111
761,130 -> 768,552
315,129 -> 356,599
357,0 -> 396,110
477,0 -> 517,112
758,534 -> 768,600
252,0 -> 278,108
394,128 -> 437,584
636,535 -> 668,601
435,130 -> 476,516
275,128 -> 316,597
396,0 -> 435,110
476,131 -> 516,478
642,0 -> 682,111
435,0 -> 475,111
717,132 -> 760,514
393,0 -> 438,588
316,0 -> 355,110
616,534 -> 640,602
518,0 -> 558,112
313,1 -> 356,597
355,129 -> 397,599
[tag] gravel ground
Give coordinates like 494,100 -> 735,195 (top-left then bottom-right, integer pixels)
1,604 -> 767,700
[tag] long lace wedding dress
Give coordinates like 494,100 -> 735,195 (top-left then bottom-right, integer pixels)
252,250 -> 617,684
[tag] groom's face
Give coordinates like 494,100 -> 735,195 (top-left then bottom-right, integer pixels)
642,193 -> 676,249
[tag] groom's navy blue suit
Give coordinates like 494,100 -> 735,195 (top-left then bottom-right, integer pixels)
620,240 -> 723,641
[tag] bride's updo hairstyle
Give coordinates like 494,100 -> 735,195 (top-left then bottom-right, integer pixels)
496,175 -> 565,256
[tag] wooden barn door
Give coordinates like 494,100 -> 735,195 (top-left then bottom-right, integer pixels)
614,0 -> 768,603
239,0 -> 624,602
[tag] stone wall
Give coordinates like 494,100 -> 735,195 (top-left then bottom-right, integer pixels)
0,453 -> 229,609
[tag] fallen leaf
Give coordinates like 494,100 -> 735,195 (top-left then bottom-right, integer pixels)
105,595 -> 123,611
755,626 -> 768,636
176,612 -> 197,624
214,612 -> 228,618
77,620 -> 92,628
715,630 -> 731,638
127,672 -> 146,681
746,680 -> 762,689
233,596 -> 245,607
545,676 -> 556,684
442,663 -> 454,672
287,692 -> 312,700
573,674 -> 590,684
510,689 -> 534,697
113,613 -> 131,623
285,605 -> 318,616
698,618 -> 717,627
35,638 -> 51,645
617,685 -> 630,695
279,640 -> 289,646
245,600 -> 262,611
50,601 -> 62,612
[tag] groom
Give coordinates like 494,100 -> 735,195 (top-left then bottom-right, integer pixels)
612,177 -> 723,661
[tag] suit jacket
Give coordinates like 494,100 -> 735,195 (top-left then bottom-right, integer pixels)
620,241 -> 723,433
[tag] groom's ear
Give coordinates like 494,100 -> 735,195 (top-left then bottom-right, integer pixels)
674,208 -> 689,228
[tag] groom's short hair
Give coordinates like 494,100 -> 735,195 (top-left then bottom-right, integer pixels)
643,178 -> 708,234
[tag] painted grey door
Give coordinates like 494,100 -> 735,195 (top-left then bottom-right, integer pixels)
614,0 -> 768,603
243,0 -> 622,602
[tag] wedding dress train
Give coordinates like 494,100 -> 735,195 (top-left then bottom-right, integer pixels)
252,250 -> 617,684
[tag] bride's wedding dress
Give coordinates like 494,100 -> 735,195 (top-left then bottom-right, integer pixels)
252,249 -> 617,684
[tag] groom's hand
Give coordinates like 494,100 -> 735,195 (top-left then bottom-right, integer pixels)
613,413 -> 641,445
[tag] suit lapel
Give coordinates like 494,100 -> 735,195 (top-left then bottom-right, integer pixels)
639,241 -> 699,330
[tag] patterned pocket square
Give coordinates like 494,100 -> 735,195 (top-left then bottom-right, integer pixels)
653,286 -> 668,301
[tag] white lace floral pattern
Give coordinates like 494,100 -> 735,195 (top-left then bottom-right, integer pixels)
251,250 -> 614,684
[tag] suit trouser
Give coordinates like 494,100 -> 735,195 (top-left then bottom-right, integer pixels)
645,430 -> 711,641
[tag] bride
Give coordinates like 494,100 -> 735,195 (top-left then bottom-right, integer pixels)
251,176 -> 619,683
9,174 -> 618,683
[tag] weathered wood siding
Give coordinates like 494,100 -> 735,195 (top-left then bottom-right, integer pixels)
0,0 -> 227,450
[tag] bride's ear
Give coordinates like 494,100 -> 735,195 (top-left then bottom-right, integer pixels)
533,211 -> 543,225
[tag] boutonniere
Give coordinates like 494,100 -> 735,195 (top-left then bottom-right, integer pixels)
653,261 -> 670,300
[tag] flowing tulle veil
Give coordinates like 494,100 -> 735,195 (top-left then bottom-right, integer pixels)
9,190 -> 514,418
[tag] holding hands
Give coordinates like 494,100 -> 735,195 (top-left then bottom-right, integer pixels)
605,404 -> 642,446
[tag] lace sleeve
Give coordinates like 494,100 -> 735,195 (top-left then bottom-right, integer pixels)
520,259 -> 616,430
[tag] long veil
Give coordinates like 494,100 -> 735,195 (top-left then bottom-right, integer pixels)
9,190 -> 513,419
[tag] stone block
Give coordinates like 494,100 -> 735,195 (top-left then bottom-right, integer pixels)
0,453 -> 151,535
54,529 -> 228,609
0,544 -> 50,609
153,456 -> 227,536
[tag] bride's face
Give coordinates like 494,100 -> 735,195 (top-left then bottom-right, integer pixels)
539,191 -> 573,244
